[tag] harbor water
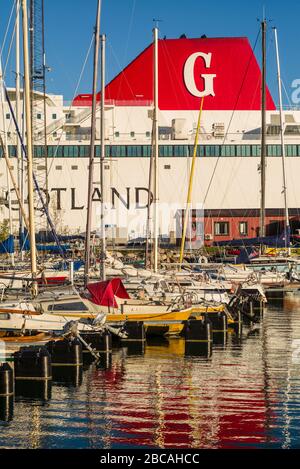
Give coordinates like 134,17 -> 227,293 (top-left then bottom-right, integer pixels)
1,294 -> 300,449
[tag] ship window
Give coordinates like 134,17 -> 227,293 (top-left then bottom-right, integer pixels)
251,145 -> 261,157
205,145 -> 220,157
174,145 -> 187,157
159,145 -> 172,157
267,125 -> 280,135
127,146 -> 142,157
47,146 -> 54,157
285,144 -> 298,156
221,145 -> 236,157
142,145 -> 151,157
37,113 -> 42,120
239,221 -> 248,236
6,113 -> 10,120
267,145 -> 281,157
146,131 -> 151,138
63,146 -> 77,157
79,146 -> 89,157
114,131 -> 120,138
34,146 -> 45,158
8,146 -> 16,157
285,125 -> 300,135
111,145 -> 126,157
214,221 -> 229,236
236,145 -> 251,157
55,146 -> 64,157
130,132 -> 135,138
191,145 -> 204,157
52,113 -> 57,120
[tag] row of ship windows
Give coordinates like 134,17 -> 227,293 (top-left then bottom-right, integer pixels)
1,144 -> 300,158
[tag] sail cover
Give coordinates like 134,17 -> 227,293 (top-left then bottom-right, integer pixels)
0,235 -> 14,254
86,278 -> 130,308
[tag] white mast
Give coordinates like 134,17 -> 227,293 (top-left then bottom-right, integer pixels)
84,0 -> 101,286
16,0 -> 24,260
0,60 -> 15,266
100,33 -> 106,280
273,27 -> 290,254
21,0 -> 38,295
153,26 -> 159,272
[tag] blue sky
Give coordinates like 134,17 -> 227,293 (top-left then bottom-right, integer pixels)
0,0 -> 300,104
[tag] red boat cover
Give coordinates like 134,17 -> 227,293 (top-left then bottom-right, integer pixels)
86,278 -> 130,308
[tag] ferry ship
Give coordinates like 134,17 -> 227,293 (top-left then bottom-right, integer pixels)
1,34 -> 300,246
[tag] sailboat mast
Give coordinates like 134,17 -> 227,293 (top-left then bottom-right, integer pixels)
153,27 -> 159,272
273,27 -> 290,253
84,0 -> 101,287
0,61 -> 14,266
260,19 -> 267,238
100,33 -> 106,281
16,0 -> 24,259
21,0 -> 38,294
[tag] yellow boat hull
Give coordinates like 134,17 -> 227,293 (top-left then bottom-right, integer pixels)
106,308 -> 193,336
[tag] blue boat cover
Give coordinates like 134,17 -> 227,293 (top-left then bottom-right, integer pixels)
0,235 -> 14,254
214,230 -> 290,248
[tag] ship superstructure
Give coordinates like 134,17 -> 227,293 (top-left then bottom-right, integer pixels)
1,36 -> 300,244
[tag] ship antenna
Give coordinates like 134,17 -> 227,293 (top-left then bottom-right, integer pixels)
152,18 -> 162,29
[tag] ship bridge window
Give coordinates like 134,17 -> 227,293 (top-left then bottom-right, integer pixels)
285,125 -> 300,135
267,125 -> 280,135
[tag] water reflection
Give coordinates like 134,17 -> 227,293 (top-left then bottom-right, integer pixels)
0,294 -> 300,448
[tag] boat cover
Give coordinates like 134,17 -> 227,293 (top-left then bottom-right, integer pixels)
86,278 -> 130,308
0,235 -> 14,254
